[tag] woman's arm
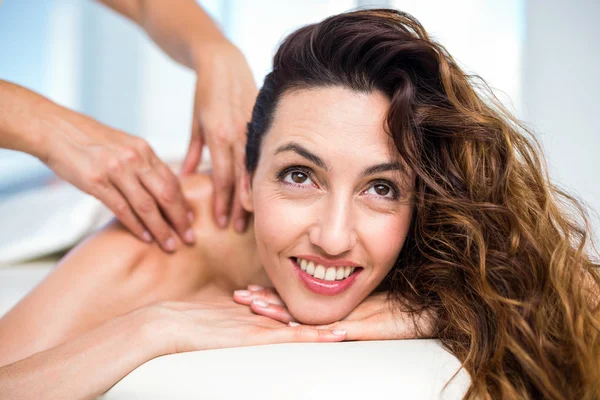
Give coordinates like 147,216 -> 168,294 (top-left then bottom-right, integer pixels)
0,307 -> 161,400
0,297 -> 345,399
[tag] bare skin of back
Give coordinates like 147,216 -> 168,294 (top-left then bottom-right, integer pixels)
0,173 -> 272,366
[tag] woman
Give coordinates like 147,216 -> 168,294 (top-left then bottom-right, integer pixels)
1,8 -> 599,400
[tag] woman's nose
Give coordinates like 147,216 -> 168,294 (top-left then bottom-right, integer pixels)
308,197 -> 356,256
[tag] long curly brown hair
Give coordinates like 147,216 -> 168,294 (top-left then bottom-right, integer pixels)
245,8 -> 600,399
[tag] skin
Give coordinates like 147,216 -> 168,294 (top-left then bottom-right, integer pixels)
0,87 -> 425,399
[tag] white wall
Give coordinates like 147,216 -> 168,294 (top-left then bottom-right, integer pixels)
522,0 -> 600,240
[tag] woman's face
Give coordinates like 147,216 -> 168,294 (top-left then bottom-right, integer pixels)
243,86 -> 414,324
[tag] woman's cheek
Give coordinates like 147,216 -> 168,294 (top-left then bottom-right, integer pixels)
252,190 -> 313,253
359,208 -> 412,271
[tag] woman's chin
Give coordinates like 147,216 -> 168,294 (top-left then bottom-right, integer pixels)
287,302 -> 352,326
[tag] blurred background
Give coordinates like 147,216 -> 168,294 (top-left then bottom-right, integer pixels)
0,0 -> 598,235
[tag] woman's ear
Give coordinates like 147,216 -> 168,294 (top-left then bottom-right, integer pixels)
239,167 -> 254,213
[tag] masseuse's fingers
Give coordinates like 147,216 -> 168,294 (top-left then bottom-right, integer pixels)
143,155 -> 196,243
96,183 -> 150,243
181,118 -> 204,175
110,166 -> 177,253
126,138 -> 194,247
208,137 -> 235,228
230,143 -> 249,232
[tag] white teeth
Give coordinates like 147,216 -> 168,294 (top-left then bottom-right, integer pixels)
324,267 -> 337,281
344,266 -> 352,278
296,258 -> 359,281
306,261 -> 315,275
314,265 -> 326,279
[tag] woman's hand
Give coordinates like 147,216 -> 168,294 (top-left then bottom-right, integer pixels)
233,286 -> 436,341
182,40 -> 258,233
145,296 -> 347,355
42,110 -> 195,253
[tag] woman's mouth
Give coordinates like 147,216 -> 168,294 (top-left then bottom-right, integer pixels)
290,257 -> 362,296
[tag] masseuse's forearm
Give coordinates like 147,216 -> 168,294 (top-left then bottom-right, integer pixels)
0,80 -> 60,159
98,0 -> 226,69
0,308 -> 164,400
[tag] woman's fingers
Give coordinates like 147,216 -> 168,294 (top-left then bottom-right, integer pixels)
233,286 -> 285,306
274,325 -> 347,343
233,286 -> 292,323
313,320 -> 379,341
249,300 -> 294,324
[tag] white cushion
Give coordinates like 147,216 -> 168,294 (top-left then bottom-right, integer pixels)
103,340 -> 469,400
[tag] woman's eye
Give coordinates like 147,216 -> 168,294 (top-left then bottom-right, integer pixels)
365,183 -> 396,199
283,170 -> 313,186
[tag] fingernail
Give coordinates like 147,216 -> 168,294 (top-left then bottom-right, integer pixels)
165,237 -> 176,252
332,329 -> 347,336
234,290 -> 251,297
218,215 -> 228,228
142,231 -> 152,242
235,218 -> 245,232
288,321 -> 300,327
187,212 -> 195,223
252,299 -> 269,308
248,285 -> 263,291
184,228 -> 195,244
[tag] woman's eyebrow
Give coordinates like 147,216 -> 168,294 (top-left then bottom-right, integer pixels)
274,142 -> 405,177
361,162 -> 405,178
274,142 -> 329,170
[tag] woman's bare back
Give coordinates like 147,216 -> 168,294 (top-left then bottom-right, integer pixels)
0,173 -> 270,365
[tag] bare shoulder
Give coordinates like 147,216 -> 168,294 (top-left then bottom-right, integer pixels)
180,173 -> 268,292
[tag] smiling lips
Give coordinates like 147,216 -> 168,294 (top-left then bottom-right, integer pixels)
291,257 -> 362,296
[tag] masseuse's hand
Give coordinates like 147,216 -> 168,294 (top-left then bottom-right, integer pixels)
233,286 -> 436,340
181,40 -> 258,233
44,113 -> 194,252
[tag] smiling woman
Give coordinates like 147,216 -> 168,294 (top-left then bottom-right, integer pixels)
0,7 -> 599,400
